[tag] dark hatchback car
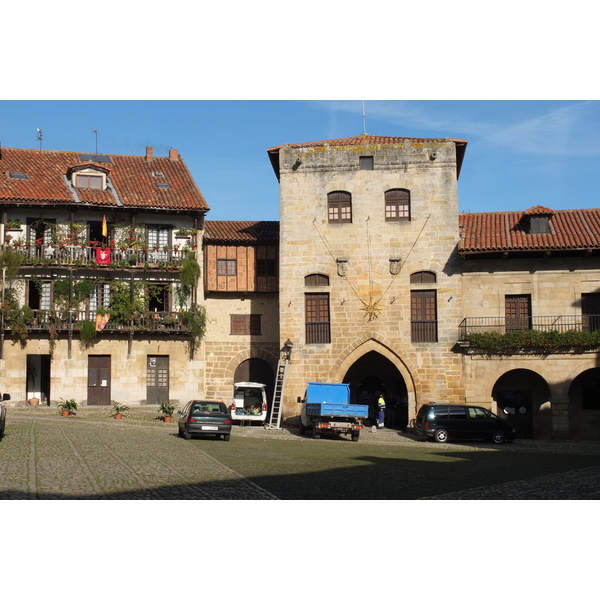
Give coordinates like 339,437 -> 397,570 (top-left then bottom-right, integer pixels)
178,401 -> 232,441
415,403 -> 516,444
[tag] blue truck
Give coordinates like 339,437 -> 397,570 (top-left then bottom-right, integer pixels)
297,382 -> 369,441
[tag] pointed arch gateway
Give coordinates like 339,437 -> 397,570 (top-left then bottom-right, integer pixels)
331,339 -> 418,429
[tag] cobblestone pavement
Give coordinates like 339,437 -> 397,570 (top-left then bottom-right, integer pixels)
1,407 -> 278,500
3,406 -> 600,500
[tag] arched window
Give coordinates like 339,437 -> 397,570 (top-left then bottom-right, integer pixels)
305,274 -> 330,287
328,191 -> 352,223
385,188 -> 410,222
410,271 -> 436,284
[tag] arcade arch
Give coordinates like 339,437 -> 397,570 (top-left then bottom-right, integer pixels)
568,368 -> 600,440
492,369 -> 551,439
233,358 -> 275,411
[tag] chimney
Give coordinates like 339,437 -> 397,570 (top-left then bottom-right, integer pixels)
146,146 -> 153,161
169,148 -> 179,160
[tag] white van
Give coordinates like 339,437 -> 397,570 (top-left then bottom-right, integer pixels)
229,382 -> 268,423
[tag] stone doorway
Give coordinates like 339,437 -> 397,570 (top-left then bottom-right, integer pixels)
342,351 -> 408,429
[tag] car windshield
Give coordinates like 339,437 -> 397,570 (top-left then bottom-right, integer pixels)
191,403 -> 227,416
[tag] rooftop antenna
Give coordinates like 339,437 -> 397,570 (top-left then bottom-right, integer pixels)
36,128 -> 43,151
92,128 -> 99,154
362,101 -> 367,134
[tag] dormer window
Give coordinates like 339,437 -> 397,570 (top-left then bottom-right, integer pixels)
522,206 -> 554,234
68,164 -> 109,191
529,215 -> 549,234
75,173 -> 103,189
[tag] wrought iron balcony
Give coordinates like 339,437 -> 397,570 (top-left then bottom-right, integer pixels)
458,315 -> 600,341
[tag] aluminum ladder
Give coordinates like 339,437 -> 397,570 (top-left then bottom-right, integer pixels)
265,354 -> 289,430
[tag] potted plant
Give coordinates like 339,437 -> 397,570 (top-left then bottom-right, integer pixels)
158,402 -> 175,423
112,402 -> 129,420
57,398 -> 77,417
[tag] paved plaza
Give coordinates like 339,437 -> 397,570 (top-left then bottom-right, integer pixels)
2,406 -> 600,500
0,407 -> 278,500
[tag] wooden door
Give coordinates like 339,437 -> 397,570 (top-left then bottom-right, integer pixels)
147,356 -> 169,405
505,295 -> 531,331
87,355 -> 111,405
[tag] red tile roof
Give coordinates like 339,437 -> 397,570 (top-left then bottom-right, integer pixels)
459,207 -> 600,254
204,221 -> 279,243
267,133 -> 468,180
0,146 -> 209,212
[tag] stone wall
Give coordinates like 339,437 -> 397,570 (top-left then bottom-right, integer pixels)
278,139 -> 465,421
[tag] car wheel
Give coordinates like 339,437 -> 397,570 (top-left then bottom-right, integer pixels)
183,429 -> 191,440
223,434 -> 231,441
492,430 -> 506,444
434,429 -> 449,443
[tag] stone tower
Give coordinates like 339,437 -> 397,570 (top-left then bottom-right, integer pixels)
267,134 -> 468,423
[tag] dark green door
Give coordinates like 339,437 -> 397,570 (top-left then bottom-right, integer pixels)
147,356 -> 169,405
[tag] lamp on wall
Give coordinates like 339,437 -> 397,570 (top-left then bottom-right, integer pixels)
282,338 -> 293,361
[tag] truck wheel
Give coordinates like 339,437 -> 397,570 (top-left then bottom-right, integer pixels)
299,421 -> 307,435
312,429 -> 320,439
351,432 -> 360,442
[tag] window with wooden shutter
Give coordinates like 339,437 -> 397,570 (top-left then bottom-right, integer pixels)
305,293 -> 331,343
505,295 -> 531,331
385,189 -> 411,222
230,314 -> 261,335
328,191 -> 352,223
411,290 -> 437,342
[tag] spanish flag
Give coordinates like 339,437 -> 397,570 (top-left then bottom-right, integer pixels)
102,215 -> 108,237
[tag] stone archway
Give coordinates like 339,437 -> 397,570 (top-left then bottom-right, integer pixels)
342,350 -> 409,429
492,369 -> 551,439
233,358 -> 275,408
568,368 -> 600,440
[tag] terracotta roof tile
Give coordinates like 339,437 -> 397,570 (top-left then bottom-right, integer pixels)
459,207 -> 600,254
0,147 -> 209,212
204,221 -> 279,243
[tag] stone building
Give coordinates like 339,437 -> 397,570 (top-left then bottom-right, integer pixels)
201,220 -> 280,407
0,145 -> 209,408
2,135 -> 600,440
266,134 -> 600,439
266,134 -> 468,428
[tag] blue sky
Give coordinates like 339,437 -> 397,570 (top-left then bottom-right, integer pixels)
1,100 -> 598,221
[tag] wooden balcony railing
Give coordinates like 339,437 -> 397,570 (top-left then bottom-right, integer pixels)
20,309 -> 188,334
5,243 -> 192,268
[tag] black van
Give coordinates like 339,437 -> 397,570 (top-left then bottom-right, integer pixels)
414,403 -> 516,444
